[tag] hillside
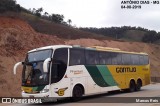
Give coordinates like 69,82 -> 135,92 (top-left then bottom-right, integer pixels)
0,17 -> 160,97
80,27 -> 160,43
19,12 -> 112,40
120,30 -> 146,42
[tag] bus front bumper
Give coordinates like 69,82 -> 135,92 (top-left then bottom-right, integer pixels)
22,91 -> 49,97
22,91 -> 58,102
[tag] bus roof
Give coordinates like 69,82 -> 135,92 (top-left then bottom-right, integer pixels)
28,45 -> 72,53
90,46 -> 148,55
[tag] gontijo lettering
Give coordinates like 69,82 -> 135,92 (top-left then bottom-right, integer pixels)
116,67 -> 136,73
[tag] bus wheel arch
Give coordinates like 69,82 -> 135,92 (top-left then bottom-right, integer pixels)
71,84 -> 84,101
136,78 -> 142,91
129,79 -> 136,92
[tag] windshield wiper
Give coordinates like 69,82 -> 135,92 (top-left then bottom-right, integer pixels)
24,62 -> 33,84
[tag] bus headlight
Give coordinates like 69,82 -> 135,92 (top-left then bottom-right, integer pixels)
41,89 -> 49,93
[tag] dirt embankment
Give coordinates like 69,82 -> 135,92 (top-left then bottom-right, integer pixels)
0,17 -> 64,96
0,17 -> 160,97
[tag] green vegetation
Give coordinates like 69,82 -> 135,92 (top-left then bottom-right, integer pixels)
22,7 -> 70,25
0,0 -> 71,25
0,0 -> 21,13
79,27 -> 160,43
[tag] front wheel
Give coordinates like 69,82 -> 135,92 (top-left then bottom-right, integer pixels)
71,85 -> 83,101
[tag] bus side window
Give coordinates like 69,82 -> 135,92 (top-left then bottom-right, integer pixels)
53,48 -> 68,65
70,48 -> 85,65
111,53 -> 118,65
99,51 -> 111,65
51,48 -> 68,83
116,53 -> 122,65
85,50 -> 99,65
143,55 -> 149,65
122,54 -> 131,65
106,52 -> 112,64
131,54 -> 140,65
139,55 -> 144,65
99,52 -> 105,64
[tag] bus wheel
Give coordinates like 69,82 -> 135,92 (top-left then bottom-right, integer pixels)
136,80 -> 142,91
72,85 -> 83,101
129,80 -> 136,92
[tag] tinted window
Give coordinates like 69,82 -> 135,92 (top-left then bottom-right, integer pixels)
85,50 -> 99,65
139,55 -> 144,65
131,54 -> 140,65
122,53 -> 131,65
99,52 -> 111,64
116,53 -> 122,64
110,53 -> 122,65
70,48 -> 85,65
51,48 -> 68,83
143,55 -> 149,65
53,48 -> 68,65
111,53 -> 118,64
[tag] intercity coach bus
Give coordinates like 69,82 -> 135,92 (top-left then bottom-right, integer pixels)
13,45 -> 150,100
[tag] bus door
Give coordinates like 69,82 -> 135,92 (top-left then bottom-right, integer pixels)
50,48 -> 70,97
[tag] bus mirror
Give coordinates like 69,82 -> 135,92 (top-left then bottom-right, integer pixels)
39,75 -> 43,79
13,62 -> 22,75
43,58 -> 51,73
22,62 -> 25,65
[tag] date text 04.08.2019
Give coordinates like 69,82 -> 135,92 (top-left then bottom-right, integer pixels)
121,5 -> 141,9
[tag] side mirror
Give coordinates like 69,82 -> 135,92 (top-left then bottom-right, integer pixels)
43,58 -> 51,73
39,75 -> 43,79
13,62 -> 22,75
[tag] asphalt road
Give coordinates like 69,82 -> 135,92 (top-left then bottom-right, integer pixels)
1,83 -> 160,106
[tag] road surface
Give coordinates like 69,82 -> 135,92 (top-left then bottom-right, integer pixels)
1,83 -> 160,106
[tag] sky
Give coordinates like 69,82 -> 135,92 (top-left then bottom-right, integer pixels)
16,0 -> 160,31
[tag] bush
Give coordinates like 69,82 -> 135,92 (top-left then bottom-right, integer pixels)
0,0 -> 21,13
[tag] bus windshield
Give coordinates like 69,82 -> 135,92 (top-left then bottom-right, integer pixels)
28,49 -> 52,62
22,49 -> 52,86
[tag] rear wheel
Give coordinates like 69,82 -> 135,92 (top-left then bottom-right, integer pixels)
136,80 -> 142,91
129,80 -> 136,92
71,85 -> 83,101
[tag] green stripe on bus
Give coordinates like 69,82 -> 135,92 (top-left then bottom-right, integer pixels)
85,65 -> 109,87
96,65 -> 117,86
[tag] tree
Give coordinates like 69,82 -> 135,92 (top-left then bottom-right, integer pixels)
0,0 -> 21,13
51,14 -> 64,23
44,12 -> 48,16
32,8 -> 36,14
35,7 -> 43,17
142,31 -> 157,43
67,19 -> 72,26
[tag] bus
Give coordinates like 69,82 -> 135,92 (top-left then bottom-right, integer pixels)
13,45 -> 150,101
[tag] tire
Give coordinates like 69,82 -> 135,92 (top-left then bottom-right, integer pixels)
136,80 -> 142,91
71,85 -> 83,101
129,80 -> 136,92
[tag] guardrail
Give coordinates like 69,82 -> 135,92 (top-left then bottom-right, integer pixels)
151,77 -> 160,82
